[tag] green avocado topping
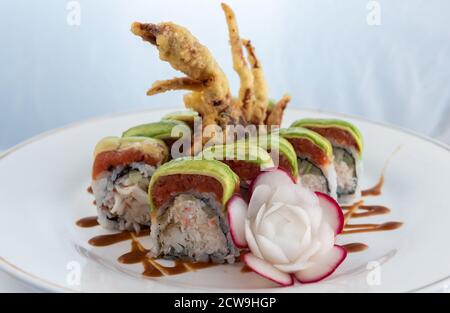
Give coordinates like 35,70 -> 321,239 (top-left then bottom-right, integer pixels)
162,110 -> 199,124
200,142 -> 274,170
94,136 -> 168,160
148,158 -> 239,210
122,120 -> 191,140
245,134 -> 298,178
290,118 -> 363,157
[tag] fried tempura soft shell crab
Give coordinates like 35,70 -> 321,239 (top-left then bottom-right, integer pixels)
131,3 -> 290,130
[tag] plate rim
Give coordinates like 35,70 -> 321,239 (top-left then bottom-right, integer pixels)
1,107 -> 449,293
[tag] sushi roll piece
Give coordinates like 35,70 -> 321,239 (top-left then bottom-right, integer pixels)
290,119 -> 363,204
246,133 -> 298,180
200,142 -> 274,188
122,120 -> 192,152
91,136 -> 168,232
147,158 -> 241,263
280,127 -> 337,199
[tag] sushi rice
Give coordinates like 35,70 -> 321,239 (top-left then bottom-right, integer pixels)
93,162 -> 155,232
149,193 -> 239,264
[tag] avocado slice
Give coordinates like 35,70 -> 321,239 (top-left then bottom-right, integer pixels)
200,142 -> 274,170
148,158 -> 240,210
122,120 -> 191,140
290,118 -> 363,157
162,110 -> 199,125
245,134 -> 298,178
94,136 -> 168,161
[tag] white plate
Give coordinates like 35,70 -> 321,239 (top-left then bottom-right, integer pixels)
1,108 -> 449,293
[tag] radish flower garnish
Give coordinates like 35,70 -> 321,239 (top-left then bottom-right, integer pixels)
227,169 -> 346,286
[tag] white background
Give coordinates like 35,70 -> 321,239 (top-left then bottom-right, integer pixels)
0,0 -> 449,291
0,0 -> 450,150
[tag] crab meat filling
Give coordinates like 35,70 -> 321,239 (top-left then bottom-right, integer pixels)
298,158 -> 330,194
92,162 -> 155,232
158,194 -> 229,263
334,147 -> 357,196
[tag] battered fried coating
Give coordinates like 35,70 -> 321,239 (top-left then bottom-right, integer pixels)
131,21 -> 236,127
183,92 -> 217,127
221,3 -> 254,121
221,4 -> 285,126
265,95 -> 291,127
242,39 -> 269,124
131,3 -> 289,130
147,77 -> 204,96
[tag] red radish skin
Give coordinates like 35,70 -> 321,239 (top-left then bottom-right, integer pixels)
294,245 -> 347,284
239,171 -> 347,286
315,192 -> 344,235
249,168 -> 297,196
243,253 -> 294,287
226,194 -> 248,248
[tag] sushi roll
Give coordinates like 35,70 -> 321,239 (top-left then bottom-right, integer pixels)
290,119 -> 363,204
147,158 -> 241,263
280,127 -> 337,199
91,136 -> 168,232
122,120 -> 192,153
246,133 -> 298,180
200,142 -> 274,188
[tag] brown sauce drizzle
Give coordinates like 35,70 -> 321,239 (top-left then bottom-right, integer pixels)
240,265 -> 252,273
340,160 -> 402,249
116,233 -> 218,277
342,205 -> 390,219
142,259 -> 217,278
342,222 -> 403,235
87,186 -> 93,194
76,216 -> 99,228
362,175 -> 384,197
118,240 -> 149,264
343,200 -> 364,224
142,261 -> 165,277
341,201 -> 402,236
88,228 -> 150,247
342,243 -> 369,253
341,192 -> 402,236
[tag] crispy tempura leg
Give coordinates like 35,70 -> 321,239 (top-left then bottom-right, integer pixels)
265,95 -> 291,127
221,3 -> 254,121
147,77 -> 204,96
132,21 -> 235,126
131,22 -> 158,44
242,39 -> 269,125
132,4 -> 289,130
184,92 -> 218,127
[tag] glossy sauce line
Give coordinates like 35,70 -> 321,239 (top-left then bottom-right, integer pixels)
342,222 -> 403,235
116,233 -> 218,277
342,205 -> 391,219
88,229 -> 150,247
342,243 -> 369,253
361,175 -> 384,197
76,216 -> 99,228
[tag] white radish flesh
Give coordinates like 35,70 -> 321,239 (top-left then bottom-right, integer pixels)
243,253 -> 294,287
294,245 -> 347,284
226,194 -> 248,248
249,168 -> 296,196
